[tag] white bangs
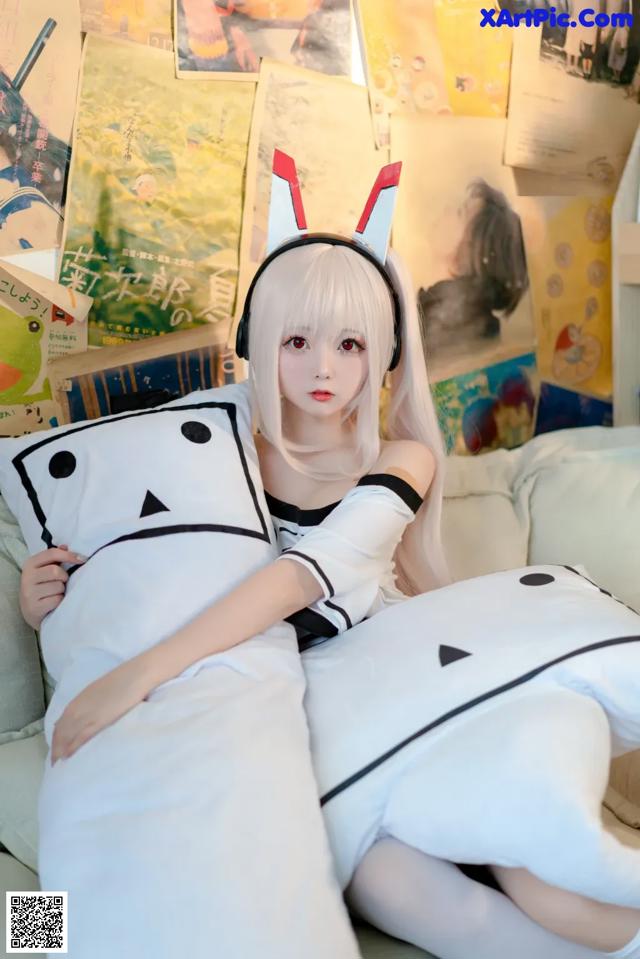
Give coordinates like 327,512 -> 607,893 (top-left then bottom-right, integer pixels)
279,249 -> 383,344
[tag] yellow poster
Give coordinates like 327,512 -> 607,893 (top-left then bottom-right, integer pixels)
80,0 -> 173,49
0,260 -> 90,435
518,194 -> 613,399
0,0 -> 81,254
356,0 -> 512,147
235,58 -> 381,329
59,35 -> 255,347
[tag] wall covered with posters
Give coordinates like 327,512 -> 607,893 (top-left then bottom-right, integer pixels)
0,0 -> 631,446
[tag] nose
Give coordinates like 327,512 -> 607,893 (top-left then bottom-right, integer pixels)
314,341 -> 333,380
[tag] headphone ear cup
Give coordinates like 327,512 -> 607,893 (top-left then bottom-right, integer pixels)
235,313 -> 249,360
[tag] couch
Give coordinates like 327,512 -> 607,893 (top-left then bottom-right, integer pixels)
1,423 -> 639,959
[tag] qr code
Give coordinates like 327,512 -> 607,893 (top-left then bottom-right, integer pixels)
6,891 -> 67,954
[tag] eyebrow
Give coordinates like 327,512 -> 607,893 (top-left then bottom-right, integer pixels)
283,325 -> 366,339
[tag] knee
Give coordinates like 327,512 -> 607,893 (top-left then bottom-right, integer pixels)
493,867 -> 640,953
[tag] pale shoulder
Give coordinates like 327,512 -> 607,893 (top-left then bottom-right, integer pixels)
373,439 -> 436,498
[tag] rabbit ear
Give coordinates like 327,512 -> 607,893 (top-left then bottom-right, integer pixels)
353,161 -> 402,264
266,149 -> 308,255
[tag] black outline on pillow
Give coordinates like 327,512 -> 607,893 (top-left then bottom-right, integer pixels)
320,565 -> 640,805
320,633 -> 640,806
11,401 -> 271,557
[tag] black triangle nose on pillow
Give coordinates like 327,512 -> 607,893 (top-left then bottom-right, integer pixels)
140,490 -> 170,518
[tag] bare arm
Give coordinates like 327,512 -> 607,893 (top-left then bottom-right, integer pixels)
50,445 -> 436,762
136,440 -> 434,693
132,557 -> 321,694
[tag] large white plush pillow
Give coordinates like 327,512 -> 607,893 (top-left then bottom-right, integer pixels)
304,564 -> 640,907
0,380 -> 363,959
0,380 -> 277,689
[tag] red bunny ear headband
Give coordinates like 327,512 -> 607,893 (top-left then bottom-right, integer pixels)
235,149 -> 403,372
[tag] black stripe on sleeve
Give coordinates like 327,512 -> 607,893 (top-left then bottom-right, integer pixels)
280,549 -> 335,598
356,473 -> 423,514
324,599 -> 353,630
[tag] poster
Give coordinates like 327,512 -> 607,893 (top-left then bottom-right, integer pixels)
356,0 -> 512,147
391,115 -> 536,385
80,0 -> 173,49
48,325 -> 240,424
432,352 -> 539,455
505,3 -> 640,186
0,261 -> 90,435
0,0 -> 81,255
175,0 -> 350,80
235,58 -> 381,327
535,380 -> 613,434
59,35 -> 255,347
518,194 -> 613,398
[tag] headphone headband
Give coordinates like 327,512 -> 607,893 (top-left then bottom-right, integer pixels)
235,233 -> 402,372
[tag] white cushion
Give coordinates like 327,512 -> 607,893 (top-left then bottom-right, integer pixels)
0,726 -> 44,871
305,565 -> 640,906
442,448 -> 527,581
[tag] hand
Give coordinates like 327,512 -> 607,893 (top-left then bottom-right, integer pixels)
51,660 -> 150,765
19,545 -> 86,631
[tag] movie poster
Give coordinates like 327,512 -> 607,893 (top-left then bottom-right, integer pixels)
505,3 -> 640,186
0,0 -> 81,255
235,58 -> 380,328
59,35 -> 255,347
175,0 -> 350,80
433,352 -> 539,455
518,194 -> 613,398
80,0 -> 173,49
391,114 -> 536,386
356,0 -> 512,147
0,261 -> 89,435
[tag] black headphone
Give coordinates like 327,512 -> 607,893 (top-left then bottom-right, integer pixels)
235,233 -> 402,372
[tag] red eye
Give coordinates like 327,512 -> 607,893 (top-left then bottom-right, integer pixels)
342,339 -> 354,351
292,336 -> 306,350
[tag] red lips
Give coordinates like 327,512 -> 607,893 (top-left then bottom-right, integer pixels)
310,391 -> 334,402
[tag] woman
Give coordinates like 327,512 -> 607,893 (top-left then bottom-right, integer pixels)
21,240 -> 640,959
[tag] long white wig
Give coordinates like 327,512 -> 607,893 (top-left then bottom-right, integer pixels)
247,242 -> 451,594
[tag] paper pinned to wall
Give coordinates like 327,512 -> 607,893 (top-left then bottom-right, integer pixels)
518,193 -> 613,400
0,0 -> 81,255
505,11 -> 640,187
432,352 -> 539,455
356,0 -> 512,147
79,0 -> 173,50
391,114 -> 536,385
234,58 -> 381,333
0,260 -> 89,435
175,0 -> 351,80
59,35 -> 255,348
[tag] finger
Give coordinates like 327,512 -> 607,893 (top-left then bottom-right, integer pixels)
38,582 -> 66,598
38,589 -> 65,610
33,565 -> 69,587
29,548 -> 86,569
58,725 -> 94,761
